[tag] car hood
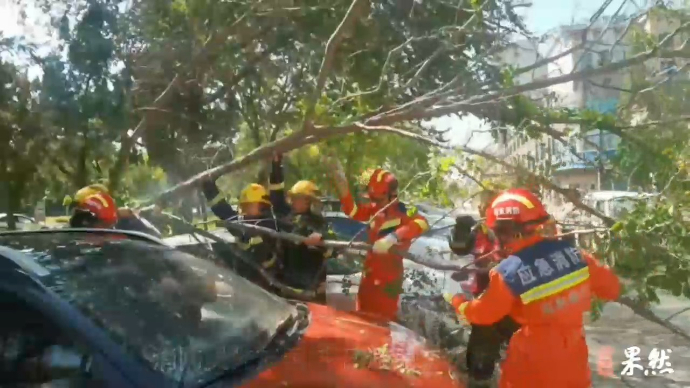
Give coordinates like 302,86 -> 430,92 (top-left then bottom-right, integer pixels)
240,303 -> 460,388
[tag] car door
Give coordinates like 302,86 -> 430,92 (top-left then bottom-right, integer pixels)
0,287 -> 130,388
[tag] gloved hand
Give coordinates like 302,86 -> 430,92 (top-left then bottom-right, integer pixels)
372,233 -> 398,254
450,215 -> 478,255
450,267 -> 474,282
454,215 -> 476,237
303,232 -> 323,246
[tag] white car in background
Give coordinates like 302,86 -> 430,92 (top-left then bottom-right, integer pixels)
0,214 -> 41,231
556,190 -> 655,244
323,209 -> 480,309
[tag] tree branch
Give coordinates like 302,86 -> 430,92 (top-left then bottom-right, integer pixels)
109,74 -> 180,193
224,220 -> 471,272
618,296 -> 690,342
353,123 -> 617,226
162,212 -> 321,300
369,21 -> 690,125
451,164 -> 487,189
303,0 -> 369,129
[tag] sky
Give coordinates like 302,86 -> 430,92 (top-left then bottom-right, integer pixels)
0,0 -> 637,149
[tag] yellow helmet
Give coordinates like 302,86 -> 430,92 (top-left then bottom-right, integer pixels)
239,184 -> 270,205
74,184 -> 109,204
288,180 -> 320,198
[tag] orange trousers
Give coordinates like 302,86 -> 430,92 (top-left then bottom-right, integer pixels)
499,327 -> 591,388
356,277 -> 400,322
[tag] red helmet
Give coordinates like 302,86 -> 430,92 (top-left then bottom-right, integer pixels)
485,188 -> 549,230
76,193 -> 118,227
366,168 -> 398,200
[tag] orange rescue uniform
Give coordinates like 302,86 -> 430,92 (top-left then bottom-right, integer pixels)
455,238 -> 620,388
340,192 -> 429,321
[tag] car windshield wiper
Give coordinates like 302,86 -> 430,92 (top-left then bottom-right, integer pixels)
194,306 -> 306,388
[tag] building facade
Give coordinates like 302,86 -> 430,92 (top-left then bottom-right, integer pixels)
480,9 -> 686,203
489,17 -> 632,201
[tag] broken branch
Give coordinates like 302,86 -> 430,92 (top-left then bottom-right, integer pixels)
225,221 -> 471,273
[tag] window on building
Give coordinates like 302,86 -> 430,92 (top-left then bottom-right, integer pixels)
592,132 -> 620,151
568,137 -> 579,154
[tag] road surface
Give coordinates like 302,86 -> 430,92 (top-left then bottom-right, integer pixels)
586,294 -> 690,387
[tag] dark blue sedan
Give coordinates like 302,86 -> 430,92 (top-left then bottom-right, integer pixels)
0,228 -> 459,388
0,228 -> 306,388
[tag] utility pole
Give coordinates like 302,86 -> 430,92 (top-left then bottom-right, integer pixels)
579,28 -> 601,191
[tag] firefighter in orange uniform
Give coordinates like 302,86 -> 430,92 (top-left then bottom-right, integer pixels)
445,188 -> 621,388
334,167 -> 429,322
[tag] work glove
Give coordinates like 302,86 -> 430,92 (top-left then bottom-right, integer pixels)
449,215 -> 478,256
372,233 -> 398,254
324,155 -> 348,196
443,293 -> 470,324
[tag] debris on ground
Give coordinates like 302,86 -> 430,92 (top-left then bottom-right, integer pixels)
352,344 -> 422,376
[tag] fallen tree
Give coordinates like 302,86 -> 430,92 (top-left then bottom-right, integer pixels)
114,0 -> 690,349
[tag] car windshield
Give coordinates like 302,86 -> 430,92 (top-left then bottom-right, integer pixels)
0,231 -> 296,386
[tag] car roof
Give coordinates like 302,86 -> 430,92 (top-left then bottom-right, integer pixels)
0,228 -> 169,246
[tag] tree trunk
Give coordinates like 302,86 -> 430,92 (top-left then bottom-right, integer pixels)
197,189 -> 208,231
0,158 -> 17,230
76,131 -> 89,190
6,179 -> 24,231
